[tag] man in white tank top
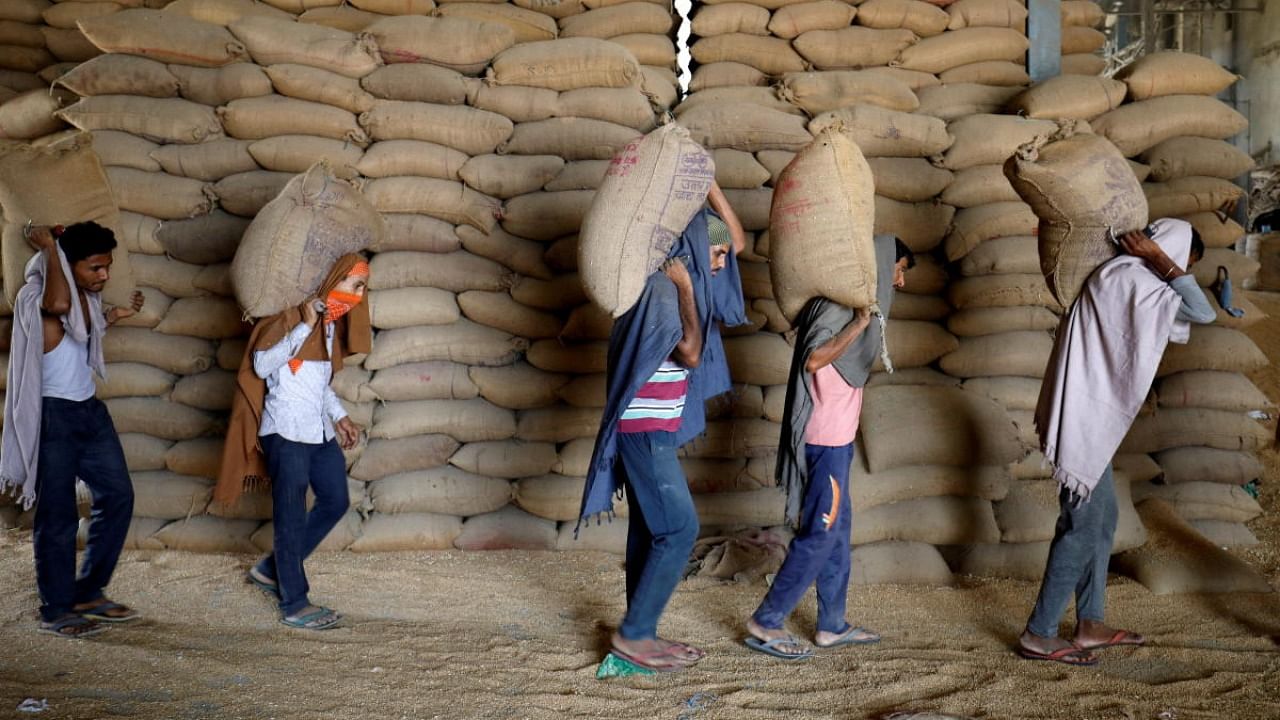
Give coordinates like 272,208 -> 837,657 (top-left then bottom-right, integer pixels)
13,222 -> 144,638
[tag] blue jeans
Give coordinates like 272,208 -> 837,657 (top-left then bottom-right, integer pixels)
616,431 -> 700,641
1026,464 -> 1118,638
753,443 -> 854,635
33,397 -> 134,622
254,434 -> 349,616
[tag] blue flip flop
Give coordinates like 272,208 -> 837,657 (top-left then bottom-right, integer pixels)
247,567 -> 281,599
744,635 -> 814,661
280,607 -> 342,631
815,625 -> 881,648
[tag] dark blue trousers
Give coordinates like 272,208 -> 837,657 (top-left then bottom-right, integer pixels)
33,397 -> 134,622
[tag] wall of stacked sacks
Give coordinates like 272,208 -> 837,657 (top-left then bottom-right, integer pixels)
0,0 -> 1268,583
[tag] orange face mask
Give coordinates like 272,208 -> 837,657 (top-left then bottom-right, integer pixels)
325,289 -> 363,324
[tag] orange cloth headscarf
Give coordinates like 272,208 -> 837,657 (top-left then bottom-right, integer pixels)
214,255 -> 372,507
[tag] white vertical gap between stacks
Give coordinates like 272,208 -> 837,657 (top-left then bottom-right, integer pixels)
675,0 -> 693,98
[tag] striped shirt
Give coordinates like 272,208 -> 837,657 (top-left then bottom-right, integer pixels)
618,358 -> 688,433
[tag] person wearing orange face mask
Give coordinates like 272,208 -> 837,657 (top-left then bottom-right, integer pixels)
216,255 -> 371,631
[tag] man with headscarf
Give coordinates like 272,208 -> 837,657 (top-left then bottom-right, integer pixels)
217,255 -> 371,631
1018,218 -> 1213,666
744,236 -> 914,660
2,222 -> 145,639
578,183 -> 747,672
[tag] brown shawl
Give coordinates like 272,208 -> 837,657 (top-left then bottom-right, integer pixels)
214,254 -> 372,507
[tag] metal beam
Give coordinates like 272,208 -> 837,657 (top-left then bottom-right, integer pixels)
1028,0 -> 1062,82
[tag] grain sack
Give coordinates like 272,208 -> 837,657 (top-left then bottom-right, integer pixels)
542,162 -> 607,193
512,274 -> 590,311
1061,25 -> 1105,54
948,307 -> 1058,339
692,488 -> 785,528
850,463 -> 1009,511
153,212 -> 246,267
778,70 -> 919,115
437,3 -> 558,44
350,435 -> 460,481
372,398 -> 516,442
948,273 -> 1063,310
214,170 -> 295,217
106,398 -> 219,441
943,201 -> 1038,261
942,164 -> 1018,208
152,296 -> 244,340
92,131 -> 161,173
371,467 -> 512,516
0,89 -> 69,141
874,320 -> 955,369
1059,52 -> 1106,76
1186,212 -> 1245,249
360,101 -> 513,156
1154,447 -> 1264,486
78,9 -> 248,67
57,95 -> 222,145
468,363 -> 566,412
104,167 -> 214,220
639,67 -> 678,110
103,327 -> 214,375
692,4 -> 770,36
368,287 -> 459,330
915,83 -> 1021,121
362,64 -> 472,105
458,290 -> 562,338
942,59 -> 1030,86
368,15 -> 514,75
455,506 -> 557,551
500,118 -> 640,161
1004,128 -> 1146,306
767,0 -> 857,38
1188,520 -> 1259,547
860,385 -> 1024,471
468,84 -> 559,125
153,516 -> 260,553
219,95 -> 367,144
349,512 -> 461,552
116,214 -> 164,258
556,374 -> 607,408
962,376 -> 1042,411
365,177 -> 499,232
232,162 -> 384,318
892,27 -> 1028,73
874,197 -> 955,252
942,115 -> 1058,171
680,418 -> 780,459
557,517 -> 628,553
993,480 -> 1060,543
792,27 -> 917,70
900,255 -> 948,295
852,496 -> 1001,545
368,250 -> 510,293
680,103 -> 811,153
0,68 -> 42,91
957,235 -> 1039,276
365,321 -> 525,370
939,330 -> 1053,378
172,369 -> 238,411
576,123 -> 714,316
1157,371 -> 1273,412
44,27 -> 102,63
689,62 -> 769,92
1111,499 -> 1273,594
674,87 -> 804,120
358,142 -> 467,183
767,129 -> 876,321
457,225 -> 553,281
722,333 -> 793,387
297,6 -> 383,32
558,4 -> 670,38
868,158 -> 953,203
0,45 -> 53,74
1120,408 -> 1269,454
1116,51 -> 1239,100
251,511 -> 362,553
1061,0 -> 1104,27
809,105 -> 952,158
711,149 -> 771,190
889,293 -> 949,321
1136,481 -> 1264,520
459,154 -> 564,199
264,64 -> 375,114
164,437 -> 225,479
169,63 -> 273,106
1007,75 -> 1126,121
165,0 -> 295,25
120,433 -> 172,472
1092,96 -> 1248,158
488,38 -> 639,90
227,16 -> 379,79
525,340 -> 608,374
450,440 -> 558,479
513,474 -> 593,521
852,541 -> 953,586
1145,177 -> 1244,219
55,54 -> 178,98
560,303 -> 614,341
150,139 -> 256,182
95,362 -> 176,399
691,34 -> 807,76
945,0 -> 1027,28
856,0 -> 949,35
1140,137 -> 1255,182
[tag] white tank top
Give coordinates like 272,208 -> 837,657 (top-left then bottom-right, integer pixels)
42,331 -> 97,401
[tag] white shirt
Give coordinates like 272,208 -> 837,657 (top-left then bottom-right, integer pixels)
42,332 -> 97,402
255,322 -> 348,444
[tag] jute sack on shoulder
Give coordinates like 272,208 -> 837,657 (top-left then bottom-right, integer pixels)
1004,123 -> 1145,307
231,161 -> 385,318
768,128 -> 876,322
578,122 -> 715,317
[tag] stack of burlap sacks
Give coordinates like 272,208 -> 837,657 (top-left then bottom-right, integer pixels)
1086,52 -> 1271,548
1059,0 -> 1105,76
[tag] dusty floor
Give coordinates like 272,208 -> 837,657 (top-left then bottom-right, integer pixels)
1,294 -> 1279,720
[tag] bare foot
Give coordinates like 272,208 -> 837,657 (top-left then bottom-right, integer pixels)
1018,629 -> 1097,665
611,633 -> 694,671
1019,629 -> 1080,656
1073,620 -> 1145,650
815,625 -> 880,648
655,636 -> 705,663
746,617 -> 811,657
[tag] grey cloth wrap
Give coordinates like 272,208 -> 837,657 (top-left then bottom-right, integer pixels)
777,234 -> 897,529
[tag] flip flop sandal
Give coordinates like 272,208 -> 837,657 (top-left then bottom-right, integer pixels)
1075,629 -> 1146,651
1016,645 -> 1097,666
247,567 -> 281,598
744,635 -> 815,661
39,614 -> 107,639
816,626 -> 881,648
609,646 -> 693,673
281,607 -> 342,631
75,600 -> 141,623
660,638 -> 707,663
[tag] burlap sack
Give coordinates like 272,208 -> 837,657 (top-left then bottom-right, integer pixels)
247,135 -> 363,177
454,506 -> 557,551
370,468 -> 513,516
360,100 -> 513,156
349,513 -> 461,552
777,70 -> 919,115
859,385 -> 1025,471
948,306 -> 1060,338
171,369 -> 238,412
850,462 -> 1010,511
1091,95 -> 1248,158
469,362 -> 568,410
364,321 -> 525,370
675,86 -> 803,120
437,2 -> 558,44
691,4 -> 771,36
1157,370 -> 1273,413
857,0 -> 949,34
938,60 -> 1029,87
213,170 -> 294,217
78,8 -> 248,67
458,290 -> 563,339
367,14 -> 514,75
691,33 -> 807,76
1158,326 -> 1268,377
106,398 -> 219,441
943,201 -> 1039,261
95,362 -> 177,399
499,117 -> 640,160
231,161 -> 383,318
941,163 -> 1019,207
164,0 -> 295,25
768,128 -> 876,321
104,167 -> 214,220
946,0 -> 1027,29
264,63 -> 375,114
892,27 -> 1028,73
868,157 -> 953,202
852,495 -> 1000,546
1184,211 -> 1245,248
957,235 -> 1039,275
1121,408 -> 1270,455
942,114 -> 1058,170
450,440 -> 558,479
679,103 -> 812,152
948,272 -> 1064,310
1061,0 -> 1104,27
792,26 -> 917,70
1154,446 -> 1264,486
1144,176 -> 1244,220
53,55 -> 176,99
939,330 -> 1053,378
1006,75 -> 1126,121
526,340 -> 608,374
1141,137 -> 1255,182
363,177 -> 499,232
915,83 -> 1020,121
487,38 -> 640,91
851,541 -> 953,586
689,62 -> 768,91
809,104 -> 952,158
459,154 -> 564,199
169,63 -> 270,107
577,123 -> 714,317
57,95 -> 222,145
1060,52 -> 1106,76
1116,51 -> 1239,100
358,141 -> 468,182
874,196 -> 955,252
350,435 -> 460,481
150,138 -> 255,181
1004,125 -> 1146,306
362,63 -> 473,104
219,95 -> 368,145
768,0 -> 858,39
